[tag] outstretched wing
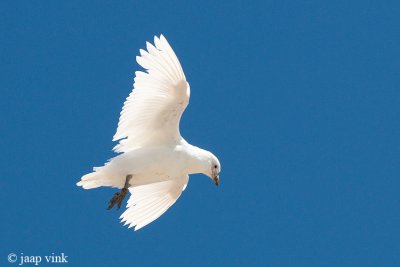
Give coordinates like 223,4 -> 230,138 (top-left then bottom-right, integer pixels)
113,35 -> 190,153
120,176 -> 189,231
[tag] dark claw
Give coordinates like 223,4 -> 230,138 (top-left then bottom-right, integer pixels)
107,188 -> 128,210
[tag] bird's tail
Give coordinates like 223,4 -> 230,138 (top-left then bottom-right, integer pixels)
77,170 -> 122,189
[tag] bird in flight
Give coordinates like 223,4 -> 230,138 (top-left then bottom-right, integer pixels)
77,35 -> 221,231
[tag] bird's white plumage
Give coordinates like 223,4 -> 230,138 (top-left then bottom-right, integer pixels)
113,35 -> 190,153
77,34 -> 220,231
120,175 -> 188,230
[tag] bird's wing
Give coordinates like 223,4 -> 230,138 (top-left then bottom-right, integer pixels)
120,175 -> 189,231
113,35 -> 190,153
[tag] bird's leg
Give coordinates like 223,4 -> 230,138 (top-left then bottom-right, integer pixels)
107,175 -> 133,210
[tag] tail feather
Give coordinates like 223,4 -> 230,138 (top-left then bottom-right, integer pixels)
77,171 -> 121,189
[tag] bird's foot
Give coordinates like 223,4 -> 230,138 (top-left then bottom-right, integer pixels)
107,188 -> 128,210
107,175 -> 132,210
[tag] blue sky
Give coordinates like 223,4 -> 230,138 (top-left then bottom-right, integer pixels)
1,1 -> 399,266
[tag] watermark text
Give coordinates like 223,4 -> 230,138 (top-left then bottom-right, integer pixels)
7,253 -> 68,265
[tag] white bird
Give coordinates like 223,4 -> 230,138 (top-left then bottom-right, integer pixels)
77,35 -> 221,231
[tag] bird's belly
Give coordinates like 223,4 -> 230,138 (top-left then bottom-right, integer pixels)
133,159 -> 183,185
110,146 -> 187,186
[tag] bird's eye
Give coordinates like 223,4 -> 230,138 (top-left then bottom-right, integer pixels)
214,165 -> 218,169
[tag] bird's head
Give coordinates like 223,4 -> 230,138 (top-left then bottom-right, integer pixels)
190,147 -> 221,186
208,153 -> 221,186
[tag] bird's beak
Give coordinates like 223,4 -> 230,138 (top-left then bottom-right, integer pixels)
213,175 -> 219,186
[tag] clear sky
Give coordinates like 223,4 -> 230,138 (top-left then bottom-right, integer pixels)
1,1 -> 399,266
